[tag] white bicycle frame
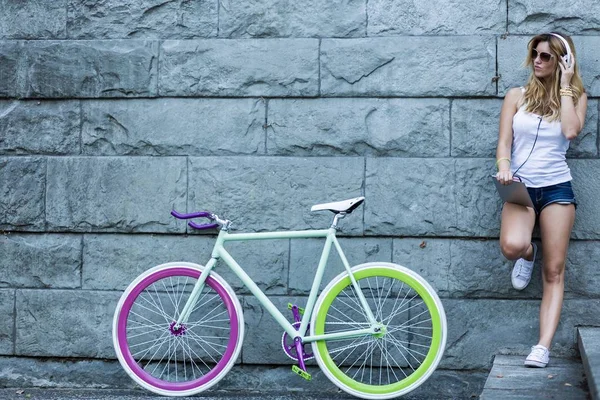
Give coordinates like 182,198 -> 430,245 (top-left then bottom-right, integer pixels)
175,226 -> 379,343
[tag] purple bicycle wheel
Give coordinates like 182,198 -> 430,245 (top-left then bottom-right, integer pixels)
114,266 -> 242,395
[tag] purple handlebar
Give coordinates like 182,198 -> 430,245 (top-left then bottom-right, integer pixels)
171,210 -> 219,230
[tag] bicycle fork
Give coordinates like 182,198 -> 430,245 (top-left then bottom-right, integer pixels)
174,257 -> 217,329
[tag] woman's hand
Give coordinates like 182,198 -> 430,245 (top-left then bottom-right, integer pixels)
559,55 -> 575,88
496,169 -> 514,185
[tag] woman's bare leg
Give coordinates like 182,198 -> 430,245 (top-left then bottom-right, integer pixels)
500,202 -> 536,260
537,203 -> 575,349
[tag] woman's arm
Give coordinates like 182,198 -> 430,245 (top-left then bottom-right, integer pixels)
559,58 -> 588,139
496,87 -> 521,185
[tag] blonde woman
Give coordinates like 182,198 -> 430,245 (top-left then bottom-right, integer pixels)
495,33 -> 587,367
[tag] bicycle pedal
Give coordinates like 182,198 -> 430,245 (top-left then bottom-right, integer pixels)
291,365 -> 312,381
287,303 -> 305,315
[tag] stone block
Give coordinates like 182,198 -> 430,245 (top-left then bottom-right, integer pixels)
393,239 -> 450,295
46,157 -> 187,233
448,239 -> 543,298
0,1 -> 65,39
0,41 -> 20,98
498,35 -> 600,97
82,98 -> 265,155
83,234 -> 288,294
442,299 -> 540,369
365,158 -> 501,237
67,0 -> 217,39
451,99 -> 598,158
508,0 -> 600,35
0,357 -> 133,389
571,160 -> 600,239
267,98 -> 450,156
160,39 -> 319,97
219,0 -> 365,38
0,290 -> 14,355
0,234 -> 81,289
442,299 -> 600,369
0,157 -> 45,231
368,0 -> 505,35
289,237 -> 393,294
0,100 -> 80,155
564,241 -> 600,297
451,99 -> 502,157
321,37 -> 496,96
15,289 -> 118,358
23,40 -> 158,98
188,156 -> 364,233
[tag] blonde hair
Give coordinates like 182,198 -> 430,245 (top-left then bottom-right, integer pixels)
520,33 -> 584,121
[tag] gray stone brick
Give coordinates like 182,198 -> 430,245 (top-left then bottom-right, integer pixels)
393,239 -> 450,295
0,41 -> 20,98
23,40 -> 158,98
267,98 -> 450,156
448,239 -> 543,299
443,299 -> 600,369
0,157 -> 45,231
219,0 -> 365,38
159,39 -> 319,97
82,98 -> 265,156
46,157 -> 187,233
442,299 -> 540,369
188,157 -> 364,233
0,100 -> 80,155
0,1 -> 65,39
15,289 -> 118,358
289,237 -> 393,294
498,35 -> 600,97
508,0 -> 600,35
0,234 -> 81,289
365,158 -> 501,237
67,0 -> 217,39
368,0 -> 505,35
0,357 -> 133,389
451,99 -> 503,158
449,240 -> 600,299
321,37 -> 496,96
242,295 -> 310,364
571,160 -> 600,239
565,241 -> 600,298
451,99 -> 598,158
83,234 -> 288,294
0,290 -> 14,355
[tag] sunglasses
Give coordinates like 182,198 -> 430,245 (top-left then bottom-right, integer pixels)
531,49 -> 554,63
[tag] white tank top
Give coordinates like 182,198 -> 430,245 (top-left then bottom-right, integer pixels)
510,89 -> 572,188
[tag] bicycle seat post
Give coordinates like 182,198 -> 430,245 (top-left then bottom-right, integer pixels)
331,212 -> 346,230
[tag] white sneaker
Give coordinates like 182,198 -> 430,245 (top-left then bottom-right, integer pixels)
524,344 -> 549,367
511,243 -> 537,290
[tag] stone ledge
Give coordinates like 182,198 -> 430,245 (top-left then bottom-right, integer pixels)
578,327 -> 600,400
480,355 -> 588,399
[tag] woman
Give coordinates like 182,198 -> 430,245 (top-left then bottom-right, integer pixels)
495,32 -> 587,368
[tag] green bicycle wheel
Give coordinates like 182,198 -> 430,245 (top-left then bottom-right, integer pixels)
311,263 -> 446,400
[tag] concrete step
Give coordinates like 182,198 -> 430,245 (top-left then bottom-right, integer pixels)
578,327 -> 600,400
480,355 -> 588,400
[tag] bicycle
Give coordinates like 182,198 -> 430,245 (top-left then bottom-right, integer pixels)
112,196 -> 447,399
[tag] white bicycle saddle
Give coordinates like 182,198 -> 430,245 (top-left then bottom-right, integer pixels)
311,196 -> 365,214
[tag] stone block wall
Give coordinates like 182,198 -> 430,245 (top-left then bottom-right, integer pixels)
1,0 -> 600,387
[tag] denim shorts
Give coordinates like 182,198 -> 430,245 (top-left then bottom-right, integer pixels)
526,181 -> 577,214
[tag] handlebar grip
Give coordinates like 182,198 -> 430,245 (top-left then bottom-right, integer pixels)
188,221 -> 219,230
171,210 -> 213,220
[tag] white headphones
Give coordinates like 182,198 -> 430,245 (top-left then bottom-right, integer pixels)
548,32 -> 573,67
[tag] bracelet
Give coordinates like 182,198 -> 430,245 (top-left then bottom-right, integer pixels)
495,158 -> 511,169
560,87 -> 575,97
